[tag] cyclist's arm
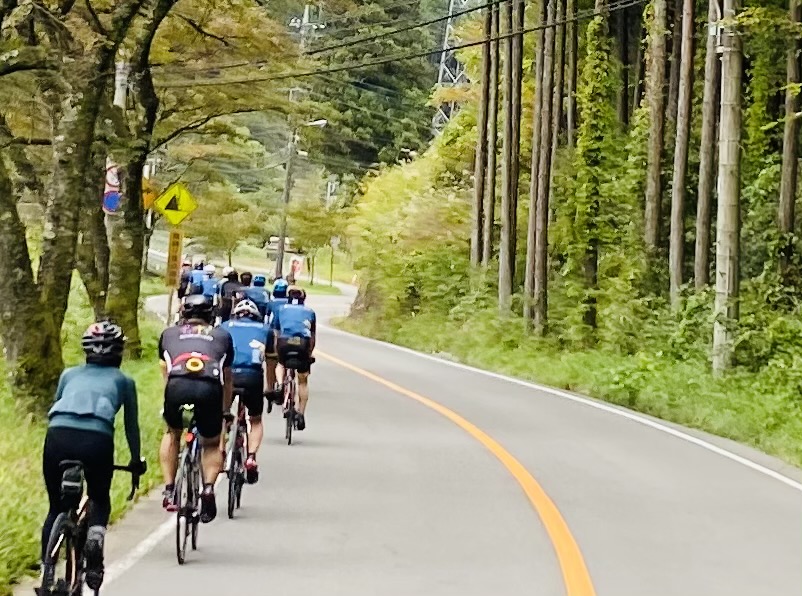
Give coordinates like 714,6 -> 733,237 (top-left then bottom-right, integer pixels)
309,312 -> 317,353
222,335 -> 235,411
123,378 -> 142,461
158,334 -> 169,383
52,370 -> 69,403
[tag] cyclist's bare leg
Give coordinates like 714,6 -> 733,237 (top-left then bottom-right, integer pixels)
200,436 -> 223,484
297,372 -> 310,414
247,415 -> 263,453
275,361 -> 285,386
159,428 -> 181,484
266,360 -> 277,390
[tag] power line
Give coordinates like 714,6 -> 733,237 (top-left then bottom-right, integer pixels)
305,0 -> 508,56
156,0 -> 646,89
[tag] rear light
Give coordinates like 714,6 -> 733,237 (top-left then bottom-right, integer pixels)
185,431 -> 195,443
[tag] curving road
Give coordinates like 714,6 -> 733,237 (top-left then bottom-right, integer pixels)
97,291 -> 802,596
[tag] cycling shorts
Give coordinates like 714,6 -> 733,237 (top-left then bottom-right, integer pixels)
232,368 -> 265,416
277,337 -> 312,374
163,377 -> 223,439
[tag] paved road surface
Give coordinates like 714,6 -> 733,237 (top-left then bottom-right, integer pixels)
98,292 -> 802,596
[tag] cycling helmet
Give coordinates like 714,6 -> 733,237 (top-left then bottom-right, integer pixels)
287,285 -> 306,305
204,264 -> 216,275
240,271 -> 253,286
253,274 -> 266,287
232,299 -> 261,320
222,266 -> 235,277
273,278 -> 289,298
181,294 -> 214,322
82,321 -> 125,357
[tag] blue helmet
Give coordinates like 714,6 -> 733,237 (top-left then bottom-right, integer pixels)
272,278 -> 289,298
253,274 -> 267,287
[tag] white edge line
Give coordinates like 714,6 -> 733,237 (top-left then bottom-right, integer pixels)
320,323 -> 802,494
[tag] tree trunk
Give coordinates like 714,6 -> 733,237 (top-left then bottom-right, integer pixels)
533,0 -> 558,332
617,5 -> 631,125
524,0 -> 548,322
76,148 -> 110,319
779,0 -> 801,280
712,0 -> 743,374
632,19 -> 646,112
644,0 -> 668,249
666,0 -> 682,123
472,6 -> 492,266
0,155 -> 62,408
310,253 -> 316,285
669,0 -> 695,306
566,0 -> 578,147
498,0 -> 517,310
694,0 -> 721,288
482,2 -> 500,266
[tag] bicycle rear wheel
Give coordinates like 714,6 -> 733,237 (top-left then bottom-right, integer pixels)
190,451 -> 200,551
175,457 -> 189,564
227,448 -> 240,519
42,513 -> 80,595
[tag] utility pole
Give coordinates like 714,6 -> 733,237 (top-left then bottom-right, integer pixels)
275,4 -> 317,280
712,0 -> 742,374
471,5 -> 492,266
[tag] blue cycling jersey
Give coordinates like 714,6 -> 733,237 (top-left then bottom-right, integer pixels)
221,319 -> 271,370
201,277 -> 219,299
243,287 -> 271,317
271,303 -> 316,339
190,270 -> 205,286
267,297 -> 288,323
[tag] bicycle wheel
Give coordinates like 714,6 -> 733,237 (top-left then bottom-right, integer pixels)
42,512 -> 80,595
227,448 -> 240,519
189,451 -> 200,551
174,457 -> 188,565
285,399 -> 293,445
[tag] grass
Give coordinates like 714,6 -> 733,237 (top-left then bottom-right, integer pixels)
0,282 -> 166,596
340,311 -> 802,469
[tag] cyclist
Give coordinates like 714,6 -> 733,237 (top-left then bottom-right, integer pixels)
246,274 -> 271,320
158,294 -> 234,523
264,278 -> 289,402
218,267 -> 241,323
221,300 -> 271,483
189,262 -> 205,295
201,264 -> 219,301
41,322 -> 144,591
178,260 -> 192,299
272,286 -> 316,431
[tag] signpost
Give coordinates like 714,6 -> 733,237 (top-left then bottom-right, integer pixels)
165,229 -> 184,323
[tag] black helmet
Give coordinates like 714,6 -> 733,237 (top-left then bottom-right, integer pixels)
181,294 -> 214,322
287,285 -> 306,305
82,321 -> 125,358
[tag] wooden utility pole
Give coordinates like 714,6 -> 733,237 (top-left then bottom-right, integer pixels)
712,0 -> 743,374
669,0 -> 695,306
566,0 -> 578,147
694,0 -> 721,288
482,2 -> 500,267
471,6 -> 493,266
524,0 -> 548,322
533,0 -> 558,331
779,0 -> 801,279
644,0 -> 668,250
498,0 -> 516,310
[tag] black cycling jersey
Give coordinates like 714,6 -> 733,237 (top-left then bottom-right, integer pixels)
158,322 -> 234,383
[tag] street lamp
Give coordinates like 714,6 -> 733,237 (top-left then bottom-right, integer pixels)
274,118 -> 328,279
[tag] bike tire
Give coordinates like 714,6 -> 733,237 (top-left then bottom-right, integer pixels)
175,459 -> 188,565
227,450 -> 239,519
285,405 -> 293,445
189,451 -> 200,551
42,513 -> 77,594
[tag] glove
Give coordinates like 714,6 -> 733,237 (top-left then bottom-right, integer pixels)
130,458 -> 147,477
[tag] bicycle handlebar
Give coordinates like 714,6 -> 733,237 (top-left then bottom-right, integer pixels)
113,463 -> 143,502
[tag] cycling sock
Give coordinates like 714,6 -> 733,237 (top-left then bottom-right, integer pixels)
247,452 -> 256,459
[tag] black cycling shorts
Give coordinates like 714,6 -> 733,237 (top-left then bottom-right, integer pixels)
232,368 -> 264,416
277,337 -> 312,374
163,377 -> 223,439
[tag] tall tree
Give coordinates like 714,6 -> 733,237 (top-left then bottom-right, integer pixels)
666,0 -> 682,124
616,5 -> 631,125
533,0 -> 558,331
482,2 -> 500,266
778,0 -> 801,279
471,5 -> 493,266
712,0 -> 743,374
644,0 -> 668,250
668,0 -> 695,306
566,0 -> 578,147
524,0 -> 548,321
694,0 -> 721,288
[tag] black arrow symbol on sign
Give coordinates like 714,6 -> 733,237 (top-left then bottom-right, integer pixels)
165,195 -> 179,211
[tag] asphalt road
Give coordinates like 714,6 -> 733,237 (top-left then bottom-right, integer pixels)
98,292 -> 802,596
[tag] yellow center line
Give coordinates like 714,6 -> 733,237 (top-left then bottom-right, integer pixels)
317,349 -> 596,596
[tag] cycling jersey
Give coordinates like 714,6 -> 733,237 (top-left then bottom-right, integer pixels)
267,297 -> 288,322
158,323 -> 234,383
242,287 -> 271,318
271,303 -> 316,339
189,270 -> 205,294
48,364 -> 141,459
220,319 -> 271,370
201,277 -> 219,300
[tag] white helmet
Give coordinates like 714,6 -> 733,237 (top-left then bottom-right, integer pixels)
222,266 -> 234,277
204,264 -> 216,275
232,299 -> 260,320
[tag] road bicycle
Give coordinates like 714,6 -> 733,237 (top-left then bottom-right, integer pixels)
174,404 -> 201,565
283,366 -> 298,445
38,461 -> 141,596
225,391 -> 248,519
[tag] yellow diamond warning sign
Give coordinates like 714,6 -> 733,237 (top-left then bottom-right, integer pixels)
154,183 -> 197,226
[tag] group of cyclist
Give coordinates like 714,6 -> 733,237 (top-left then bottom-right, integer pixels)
38,264 -> 317,593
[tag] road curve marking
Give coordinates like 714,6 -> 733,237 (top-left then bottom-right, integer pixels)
321,325 -> 802,494
317,349 -> 597,596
